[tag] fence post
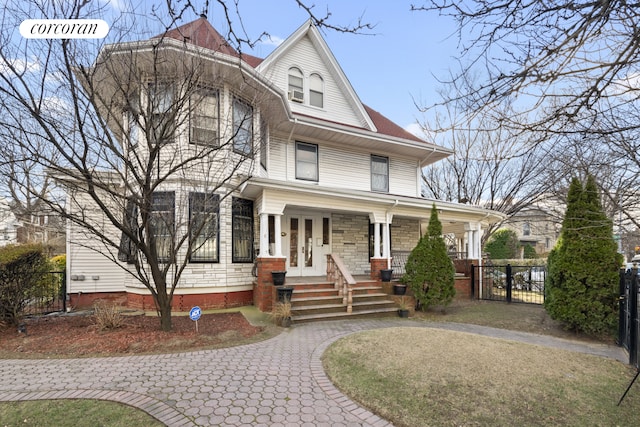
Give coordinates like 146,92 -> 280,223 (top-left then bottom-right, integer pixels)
62,270 -> 67,313
506,264 -> 512,303
632,272 -> 638,368
470,263 -> 475,299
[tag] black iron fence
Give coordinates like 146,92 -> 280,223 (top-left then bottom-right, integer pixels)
473,263 -> 546,305
619,269 -> 639,369
23,271 -> 66,316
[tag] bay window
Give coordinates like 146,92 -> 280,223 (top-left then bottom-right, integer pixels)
189,193 -> 220,262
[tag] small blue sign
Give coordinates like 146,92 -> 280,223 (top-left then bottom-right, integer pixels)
189,306 -> 201,321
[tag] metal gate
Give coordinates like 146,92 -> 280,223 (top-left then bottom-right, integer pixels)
473,263 -> 545,305
619,269 -> 639,369
23,271 -> 66,316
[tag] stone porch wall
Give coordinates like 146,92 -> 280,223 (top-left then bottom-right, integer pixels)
331,213 -> 370,274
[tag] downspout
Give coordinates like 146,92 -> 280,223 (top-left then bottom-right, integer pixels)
385,199 -> 399,269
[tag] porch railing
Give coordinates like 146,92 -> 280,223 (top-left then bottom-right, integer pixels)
391,251 -> 411,280
326,254 -> 356,313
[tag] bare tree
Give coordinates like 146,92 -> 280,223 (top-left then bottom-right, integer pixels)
0,0 -> 366,331
420,77 -> 552,242
413,1 -> 640,228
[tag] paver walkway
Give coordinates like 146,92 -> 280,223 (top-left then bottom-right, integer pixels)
0,318 -> 627,426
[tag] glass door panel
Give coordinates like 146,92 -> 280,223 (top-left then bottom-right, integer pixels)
304,218 -> 313,267
290,218 -> 298,268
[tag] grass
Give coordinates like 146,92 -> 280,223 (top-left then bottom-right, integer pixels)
0,399 -> 164,427
323,326 -> 638,427
414,299 -> 611,342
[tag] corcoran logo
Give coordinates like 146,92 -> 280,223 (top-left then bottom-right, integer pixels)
20,19 -> 109,39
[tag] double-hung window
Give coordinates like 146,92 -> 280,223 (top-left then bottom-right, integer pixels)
148,84 -> 175,145
260,119 -> 268,170
371,155 -> 389,193
150,192 -> 175,263
309,73 -> 324,108
232,198 -> 254,263
288,67 -> 304,102
190,89 -> 219,146
124,91 -> 140,149
189,193 -> 220,262
295,142 -> 318,182
233,98 -> 253,156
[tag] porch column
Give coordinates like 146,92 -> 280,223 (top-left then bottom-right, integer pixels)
383,221 -> 391,268
373,222 -> 382,258
259,213 -> 270,257
274,214 -> 283,257
464,222 -> 481,260
476,222 -> 483,259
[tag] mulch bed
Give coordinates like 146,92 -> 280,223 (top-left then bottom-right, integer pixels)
0,312 -> 263,357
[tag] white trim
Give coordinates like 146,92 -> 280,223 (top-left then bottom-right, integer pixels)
256,21 -> 376,132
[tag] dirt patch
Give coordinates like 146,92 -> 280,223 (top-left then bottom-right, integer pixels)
0,311 -> 275,358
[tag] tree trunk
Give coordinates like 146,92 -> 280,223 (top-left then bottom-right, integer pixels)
155,289 -> 173,332
158,302 -> 173,332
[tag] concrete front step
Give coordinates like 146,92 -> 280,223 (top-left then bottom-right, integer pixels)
292,299 -> 397,317
292,307 -> 399,323
281,277 -> 398,323
291,292 -> 390,307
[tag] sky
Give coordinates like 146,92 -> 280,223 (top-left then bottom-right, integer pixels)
105,0 -> 462,136
225,0 -> 461,134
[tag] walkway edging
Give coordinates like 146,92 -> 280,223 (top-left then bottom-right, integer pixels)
0,389 -> 196,427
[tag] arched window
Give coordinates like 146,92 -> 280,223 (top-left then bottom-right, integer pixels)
288,67 -> 304,102
309,73 -> 323,108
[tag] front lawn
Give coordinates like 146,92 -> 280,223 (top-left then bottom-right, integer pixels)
323,327 -> 638,426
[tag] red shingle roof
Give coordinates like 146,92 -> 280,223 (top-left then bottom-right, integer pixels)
154,17 -> 424,144
154,17 -> 265,67
153,17 -> 238,56
363,105 -> 424,143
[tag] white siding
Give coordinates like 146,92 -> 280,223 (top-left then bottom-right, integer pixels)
264,35 -> 366,128
67,192 -> 126,294
266,136 -> 419,197
0,199 -> 19,246
389,157 -> 420,197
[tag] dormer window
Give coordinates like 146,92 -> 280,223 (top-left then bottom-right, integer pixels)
288,67 -> 304,103
309,73 -> 324,108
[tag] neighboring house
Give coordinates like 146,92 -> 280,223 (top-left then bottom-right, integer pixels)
0,198 -> 20,246
65,17 -> 503,310
14,207 -> 65,252
502,201 -> 563,257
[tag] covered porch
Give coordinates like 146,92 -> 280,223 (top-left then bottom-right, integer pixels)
241,179 -> 502,312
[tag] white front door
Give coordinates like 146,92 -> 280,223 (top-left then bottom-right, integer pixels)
284,213 -> 329,276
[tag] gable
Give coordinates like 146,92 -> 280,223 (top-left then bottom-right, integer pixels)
257,22 -> 375,131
